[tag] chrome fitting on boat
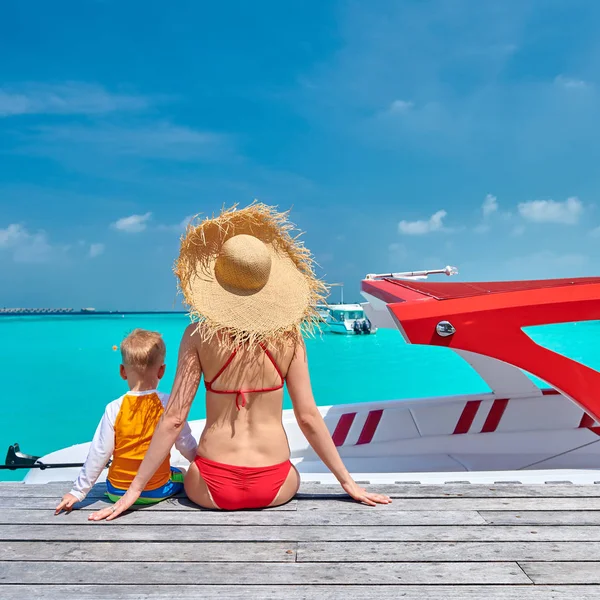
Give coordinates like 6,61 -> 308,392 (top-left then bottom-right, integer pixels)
436,321 -> 455,337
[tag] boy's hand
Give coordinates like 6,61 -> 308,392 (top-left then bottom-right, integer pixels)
55,493 -> 80,515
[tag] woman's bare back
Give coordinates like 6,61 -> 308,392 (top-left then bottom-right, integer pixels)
195,332 -> 298,467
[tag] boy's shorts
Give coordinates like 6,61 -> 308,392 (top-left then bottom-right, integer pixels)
106,467 -> 185,505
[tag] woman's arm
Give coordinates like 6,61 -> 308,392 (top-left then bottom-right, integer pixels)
89,324 -> 202,521
286,340 -> 391,506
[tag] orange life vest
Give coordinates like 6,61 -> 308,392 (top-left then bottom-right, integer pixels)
107,392 -> 171,490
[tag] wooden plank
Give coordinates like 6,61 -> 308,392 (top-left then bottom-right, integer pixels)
520,562 -> 600,584
0,524 -> 597,542
0,497 -> 297,511
297,484 -> 600,498
0,508 -> 486,526
0,541 -> 296,562
0,561 -> 531,584
297,541 -> 600,562
481,511 -> 600,525
297,497 -> 600,510
0,482 -> 112,498
1,585 -> 598,600
6,481 -> 600,498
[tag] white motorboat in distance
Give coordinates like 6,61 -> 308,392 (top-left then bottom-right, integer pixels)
325,303 -> 377,335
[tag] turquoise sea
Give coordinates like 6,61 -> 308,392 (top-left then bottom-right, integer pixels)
2,314 -> 600,481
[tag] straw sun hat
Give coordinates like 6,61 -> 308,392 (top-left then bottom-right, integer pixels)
175,202 -> 328,348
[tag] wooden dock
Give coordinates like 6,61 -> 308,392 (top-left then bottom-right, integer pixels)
1,480 -> 600,598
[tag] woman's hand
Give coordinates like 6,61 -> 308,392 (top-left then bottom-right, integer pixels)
341,480 -> 392,506
88,487 -> 141,522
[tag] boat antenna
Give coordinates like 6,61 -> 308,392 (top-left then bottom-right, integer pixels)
329,282 -> 344,304
365,265 -> 459,280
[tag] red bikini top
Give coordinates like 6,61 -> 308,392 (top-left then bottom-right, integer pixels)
204,343 -> 284,410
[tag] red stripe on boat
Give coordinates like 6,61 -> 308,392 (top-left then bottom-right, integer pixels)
580,413 -> 600,436
580,413 -> 596,429
332,413 -> 356,447
542,388 -> 561,396
356,410 -> 384,445
453,400 -> 481,435
481,399 -> 509,433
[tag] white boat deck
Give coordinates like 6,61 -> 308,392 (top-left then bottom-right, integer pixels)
2,477 -> 600,598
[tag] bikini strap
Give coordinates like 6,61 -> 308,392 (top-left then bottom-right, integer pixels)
205,344 -> 284,410
205,348 -> 238,390
260,343 -> 285,386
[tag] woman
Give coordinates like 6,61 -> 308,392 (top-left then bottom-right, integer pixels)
89,203 -> 390,519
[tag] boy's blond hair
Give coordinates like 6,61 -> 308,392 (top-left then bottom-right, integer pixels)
120,329 -> 166,370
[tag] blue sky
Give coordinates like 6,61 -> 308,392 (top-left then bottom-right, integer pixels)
1,0 -> 600,309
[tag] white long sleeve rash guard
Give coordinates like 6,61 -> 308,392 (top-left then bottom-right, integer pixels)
69,389 -> 197,501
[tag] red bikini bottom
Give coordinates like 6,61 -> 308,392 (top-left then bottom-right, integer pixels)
193,455 -> 293,510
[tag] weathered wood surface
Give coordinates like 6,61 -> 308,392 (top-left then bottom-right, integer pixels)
296,497 -> 600,510
0,507 -> 487,525
7,481 -> 600,497
7,494 -> 600,511
481,510 -> 600,525
1,481 -> 600,595
0,496 -> 297,510
299,483 -> 600,497
296,541 -> 599,562
2,523 -> 600,542
0,561 -> 531,584
520,562 -> 600,584
2,586 -> 598,600
0,541 -> 296,562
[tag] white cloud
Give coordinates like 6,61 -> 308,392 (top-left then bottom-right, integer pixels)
398,209 -> 447,235
389,99 -> 414,113
156,215 -> 194,233
112,212 -> 152,233
0,224 -> 24,247
89,243 -> 105,258
554,75 -> 588,90
474,194 -> 499,234
31,122 -> 230,161
482,194 -> 498,218
297,2 -> 600,167
0,223 -> 55,263
0,82 -> 148,117
518,196 -> 583,225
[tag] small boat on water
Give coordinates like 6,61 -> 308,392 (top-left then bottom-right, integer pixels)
12,265 -> 600,485
316,303 -> 329,322
324,303 -> 376,335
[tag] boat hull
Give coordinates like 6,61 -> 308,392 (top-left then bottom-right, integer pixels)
24,388 -> 600,485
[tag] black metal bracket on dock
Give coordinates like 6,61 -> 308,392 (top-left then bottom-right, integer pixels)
0,443 -> 86,470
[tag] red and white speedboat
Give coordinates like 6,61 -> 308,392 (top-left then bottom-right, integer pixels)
22,268 -> 600,485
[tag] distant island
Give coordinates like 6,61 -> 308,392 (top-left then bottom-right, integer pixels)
0,308 -> 187,316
